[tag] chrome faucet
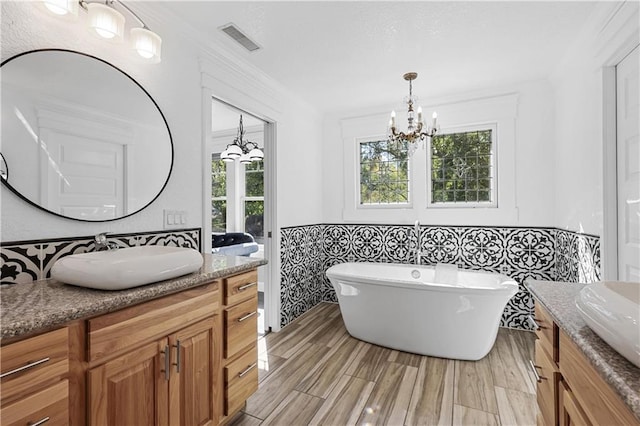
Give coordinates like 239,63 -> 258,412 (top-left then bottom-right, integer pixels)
94,233 -> 118,251
414,220 -> 422,265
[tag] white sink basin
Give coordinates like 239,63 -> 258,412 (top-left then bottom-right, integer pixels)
576,281 -> 640,368
51,246 -> 203,290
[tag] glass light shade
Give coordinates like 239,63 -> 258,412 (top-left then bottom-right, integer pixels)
131,27 -> 162,63
43,0 -> 78,16
239,154 -> 252,164
226,144 -> 242,159
87,3 -> 125,41
248,148 -> 264,161
220,150 -> 233,163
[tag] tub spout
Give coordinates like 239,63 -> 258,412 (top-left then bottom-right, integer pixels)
414,220 -> 422,265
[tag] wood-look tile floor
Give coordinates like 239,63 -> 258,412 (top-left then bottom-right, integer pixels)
230,302 -> 538,426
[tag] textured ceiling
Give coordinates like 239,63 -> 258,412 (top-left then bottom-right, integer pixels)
158,1 -> 598,113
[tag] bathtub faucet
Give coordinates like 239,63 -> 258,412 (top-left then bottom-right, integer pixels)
94,233 -> 118,251
414,220 -> 422,265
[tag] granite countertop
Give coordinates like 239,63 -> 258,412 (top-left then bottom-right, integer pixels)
526,279 -> 640,421
0,254 -> 267,342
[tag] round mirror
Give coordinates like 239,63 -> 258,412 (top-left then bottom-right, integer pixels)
0,49 -> 173,221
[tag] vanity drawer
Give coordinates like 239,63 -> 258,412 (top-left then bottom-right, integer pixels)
224,345 -> 258,416
533,302 -> 558,362
224,296 -> 258,359
0,327 -> 69,403
88,282 -> 219,362
0,379 -> 69,426
224,270 -> 258,306
559,330 -> 638,426
534,339 -> 558,426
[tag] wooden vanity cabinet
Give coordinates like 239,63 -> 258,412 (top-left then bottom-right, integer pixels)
532,302 -> 639,426
87,282 -> 221,426
221,270 -> 259,421
0,327 -> 70,426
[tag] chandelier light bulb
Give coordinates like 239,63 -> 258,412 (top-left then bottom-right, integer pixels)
226,144 -> 243,159
432,111 -> 438,129
248,148 -> 264,161
239,154 -> 252,165
87,3 -> 125,41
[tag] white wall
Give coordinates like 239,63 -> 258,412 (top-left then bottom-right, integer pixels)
0,2 -> 323,242
322,79 -> 556,227
550,1 -> 639,237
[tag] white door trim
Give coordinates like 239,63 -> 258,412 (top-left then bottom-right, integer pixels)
200,66 -> 282,332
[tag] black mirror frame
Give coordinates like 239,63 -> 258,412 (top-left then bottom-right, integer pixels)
0,48 -> 174,222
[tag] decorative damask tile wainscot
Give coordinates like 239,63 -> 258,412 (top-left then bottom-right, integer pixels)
1,228 -> 201,285
280,224 -> 600,329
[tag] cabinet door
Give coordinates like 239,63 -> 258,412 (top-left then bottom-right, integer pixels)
88,338 -> 169,426
560,381 -> 591,426
169,317 -> 218,426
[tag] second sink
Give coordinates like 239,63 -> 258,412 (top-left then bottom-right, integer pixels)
51,246 -> 204,291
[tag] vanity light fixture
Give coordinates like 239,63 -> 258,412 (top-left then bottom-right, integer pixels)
41,0 -> 162,63
220,115 -> 264,164
388,72 -> 438,156
43,0 -> 79,16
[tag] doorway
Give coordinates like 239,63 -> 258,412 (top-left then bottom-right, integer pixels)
615,45 -> 639,281
208,98 -> 272,335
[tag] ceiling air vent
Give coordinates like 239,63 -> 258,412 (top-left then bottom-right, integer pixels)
220,23 -> 261,52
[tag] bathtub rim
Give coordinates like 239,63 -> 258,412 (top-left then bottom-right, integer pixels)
326,262 -> 519,295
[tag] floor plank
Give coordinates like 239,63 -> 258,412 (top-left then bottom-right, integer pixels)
344,341 -> 394,382
489,328 -> 537,394
452,404 -> 500,426
244,342 -> 330,419
454,356 -> 499,414
405,357 -> 454,426
260,390 -> 323,426
308,375 -> 375,426
295,334 -> 361,398
357,362 -> 418,425
495,386 -> 537,426
225,412 -> 262,426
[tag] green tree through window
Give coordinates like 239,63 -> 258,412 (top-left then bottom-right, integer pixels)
359,139 -> 409,204
211,156 -> 227,232
430,129 -> 493,203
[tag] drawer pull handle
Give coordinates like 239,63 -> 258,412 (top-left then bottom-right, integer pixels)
0,357 -> 50,379
173,340 -> 181,373
238,282 -> 257,291
162,345 -> 170,381
28,417 -> 50,426
528,359 -> 546,383
238,311 -> 257,322
238,363 -> 257,378
528,315 -> 546,331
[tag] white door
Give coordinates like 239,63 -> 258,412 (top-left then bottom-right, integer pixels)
44,131 -> 125,220
616,45 -> 640,282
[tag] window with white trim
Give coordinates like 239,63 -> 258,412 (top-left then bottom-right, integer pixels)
358,138 -> 410,205
428,125 -> 497,207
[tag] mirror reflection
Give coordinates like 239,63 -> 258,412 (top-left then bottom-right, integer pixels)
0,49 -> 173,221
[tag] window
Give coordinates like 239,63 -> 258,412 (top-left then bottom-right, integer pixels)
211,155 -> 227,232
342,93 -> 516,222
359,139 -> 409,205
428,127 -> 496,207
244,161 -> 264,241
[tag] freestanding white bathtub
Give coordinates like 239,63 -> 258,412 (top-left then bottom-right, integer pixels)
326,262 -> 518,361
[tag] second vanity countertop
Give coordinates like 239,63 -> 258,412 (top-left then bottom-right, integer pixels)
0,253 -> 267,343
526,279 -> 640,421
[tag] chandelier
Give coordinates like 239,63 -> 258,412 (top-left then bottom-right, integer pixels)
220,115 -> 264,164
388,72 -> 438,155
